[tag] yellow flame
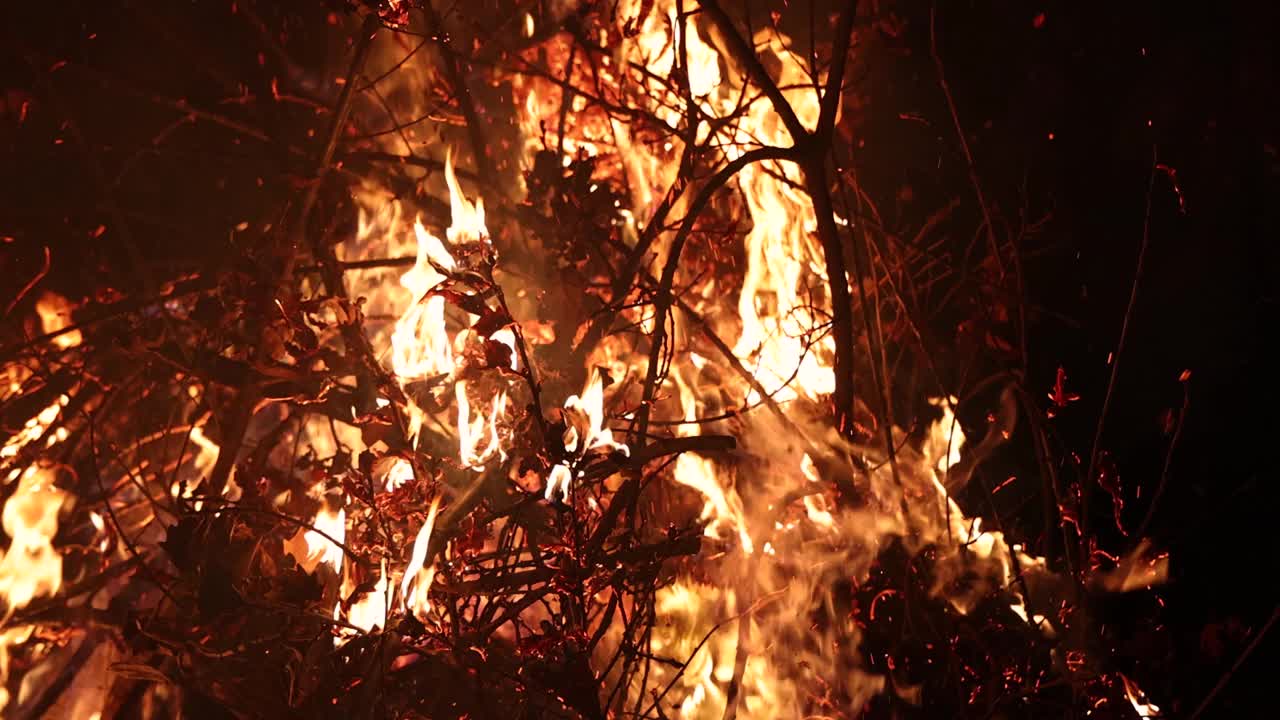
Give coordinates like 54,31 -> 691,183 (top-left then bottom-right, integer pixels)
444,149 -> 488,246
544,463 -> 573,504
546,371 -> 630,502
457,381 -> 508,469
401,495 -> 442,620
35,292 -> 81,349
562,370 -> 627,457
391,220 -> 455,383
1120,672 -> 1161,718
343,559 -> 389,638
1,393 -> 69,463
284,504 -> 345,575
799,454 -> 834,528
382,457 -> 415,492
673,453 -> 753,554
925,396 -> 966,474
0,466 -> 71,618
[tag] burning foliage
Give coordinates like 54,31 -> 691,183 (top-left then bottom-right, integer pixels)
3,0 -> 1239,717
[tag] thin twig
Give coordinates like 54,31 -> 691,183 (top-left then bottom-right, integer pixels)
1188,604 -> 1280,720
1134,373 -> 1189,541
929,3 -> 1005,278
208,14 -> 381,497
1082,147 -> 1159,566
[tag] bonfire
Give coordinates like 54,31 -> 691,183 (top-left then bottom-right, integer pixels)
3,1 -> 1256,718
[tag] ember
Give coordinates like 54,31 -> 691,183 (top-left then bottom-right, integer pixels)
1,0 -> 1273,718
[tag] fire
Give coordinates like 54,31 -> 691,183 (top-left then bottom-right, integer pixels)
0,2 -> 1179,715
0,392 -> 68,467
34,291 -> 81,349
390,217 -> 455,445
340,559 -> 390,641
1121,672 -> 1161,718
392,218 -> 455,377
0,466 -> 71,618
672,452 -> 753,554
284,496 -> 346,575
508,4 -> 1070,712
546,370 -> 630,502
400,494 -> 442,620
562,370 -> 627,457
380,456 -> 415,492
386,151 -> 516,474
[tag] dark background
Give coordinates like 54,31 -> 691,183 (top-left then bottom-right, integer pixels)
3,0 -> 1277,716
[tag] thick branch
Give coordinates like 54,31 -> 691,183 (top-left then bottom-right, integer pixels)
698,0 -> 808,145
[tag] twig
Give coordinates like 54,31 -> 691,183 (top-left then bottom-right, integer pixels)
1082,146 -> 1159,565
1188,604 -> 1280,720
929,2 -> 1005,278
845,161 -> 905,498
633,146 -> 792,440
83,412 -> 177,606
420,2 -> 499,207
720,614 -> 749,720
640,619 -> 727,718
4,245 -> 50,317
9,632 -> 104,720
1134,374 -> 1189,541
208,13 -> 381,497
699,0 -> 807,144
700,0 -> 862,440
816,0 -> 857,140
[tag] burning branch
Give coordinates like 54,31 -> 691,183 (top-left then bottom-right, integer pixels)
0,1 -> 1195,717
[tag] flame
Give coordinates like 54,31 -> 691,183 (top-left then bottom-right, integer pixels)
386,151 -> 515,476
562,370 -> 627,457
508,0 -> 1067,711
390,219 -> 454,388
544,463 -> 573,504
287,1 -> 1169,713
623,0 -> 835,402
545,370 -> 630,502
381,457 -> 415,492
443,148 -> 488,245
0,466 -> 71,619
799,453 -> 834,528
400,494 -> 442,620
1120,672 -> 1161,718
457,381 -> 508,469
340,558 -> 390,641
284,502 -> 345,575
926,396 -> 967,474
673,453 -> 753,554
35,291 -> 81,349
1,393 -> 69,464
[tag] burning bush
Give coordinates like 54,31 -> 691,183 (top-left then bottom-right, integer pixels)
3,0 -> 1229,718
